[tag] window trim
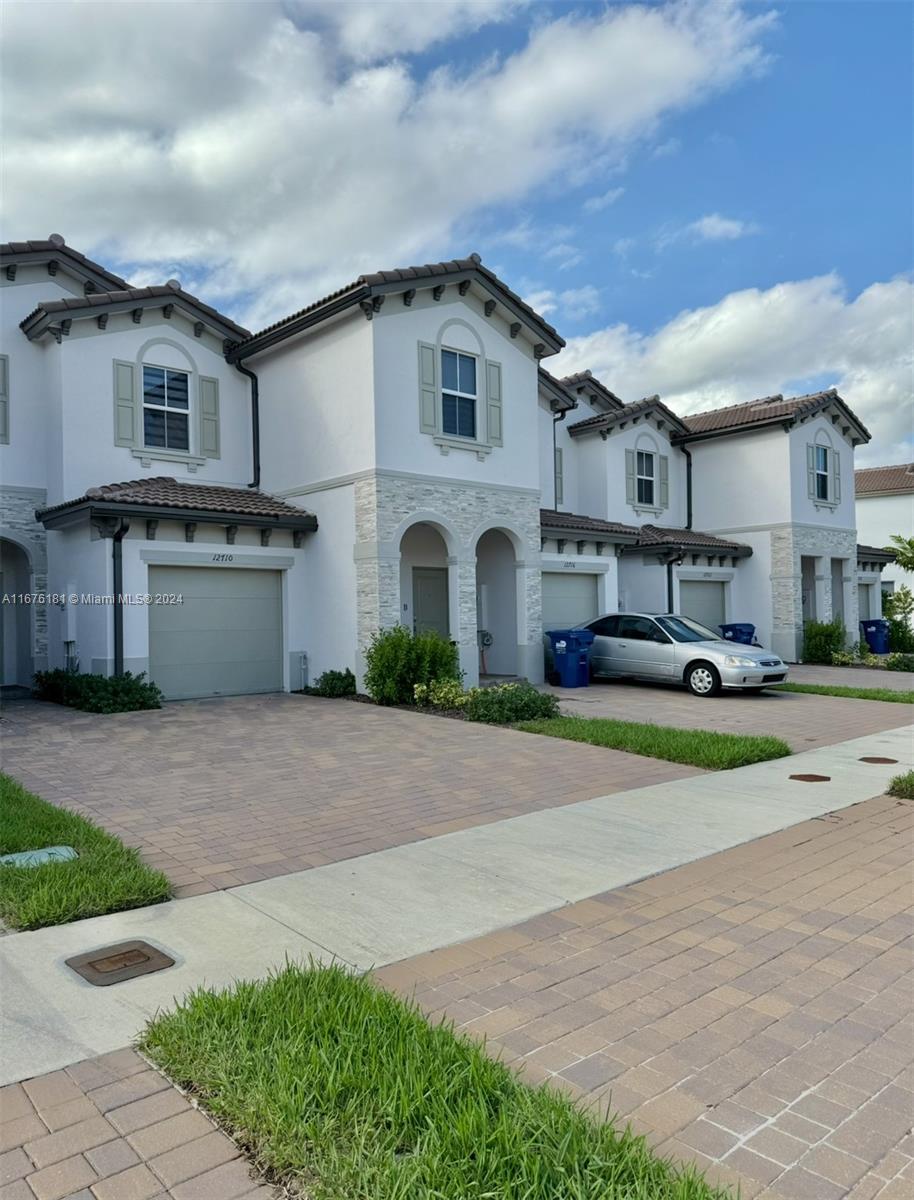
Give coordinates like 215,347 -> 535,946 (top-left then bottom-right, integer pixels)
814,444 -> 830,502
440,347 -> 478,440
635,449 -> 655,507
142,363 -> 191,453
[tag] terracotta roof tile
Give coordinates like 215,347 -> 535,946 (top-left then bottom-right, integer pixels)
0,237 -> 130,290
540,509 -> 638,538
857,543 -> 896,560
568,394 -> 689,436
559,370 -> 624,410
37,477 -> 314,523
854,463 -> 914,495
637,524 -> 750,553
680,388 -> 870,442
21,283 -> 249,339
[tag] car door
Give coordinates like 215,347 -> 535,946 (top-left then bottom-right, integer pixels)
585,615 -> 619,675
613,615 -> 674,678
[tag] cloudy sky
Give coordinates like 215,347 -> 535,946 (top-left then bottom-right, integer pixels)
4,0 -> 912,463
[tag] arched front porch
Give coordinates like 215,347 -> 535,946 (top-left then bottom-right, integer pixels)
399,521 -> 454,640
1,536 -> 35,689
475,527 -> 521,678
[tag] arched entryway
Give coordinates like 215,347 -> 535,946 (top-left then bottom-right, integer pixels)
1,537 -> 34,688
475,528 -> 519,677
399,522 -> 452,638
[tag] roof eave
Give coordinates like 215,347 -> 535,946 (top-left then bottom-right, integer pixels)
622,540 -> 752,558
36,499 -> 318,532
0,246 -> 129,292
21,295 -> 247,344
542,524 -> 639,544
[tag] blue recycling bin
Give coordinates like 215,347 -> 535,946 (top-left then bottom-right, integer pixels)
546,628 -> 594,688
860,619 -> 890,655
719,623 -> 756,646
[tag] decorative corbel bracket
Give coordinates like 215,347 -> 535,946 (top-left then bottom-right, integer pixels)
185,522 -> 197,543
226,524 -> 238,545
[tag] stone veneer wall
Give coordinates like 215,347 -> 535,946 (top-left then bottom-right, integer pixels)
0,485 -> 49,677
770,524 -> 859,661
353,471 -> 542,684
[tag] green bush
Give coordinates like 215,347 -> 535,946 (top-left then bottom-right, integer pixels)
33,667 -> 162,713
887,618 -> 914,654
887,770 -> 914,799
830,649 -> 859,666
363,627 -> 460,706
309,668 -> 356,698
464,681 -> 560,724
802,618 -> 846,664
414,678 -> 469,709
885,652 -> 914,672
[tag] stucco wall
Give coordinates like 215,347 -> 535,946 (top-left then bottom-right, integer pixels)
689,427 -> 791,530
856,492 -> 912,590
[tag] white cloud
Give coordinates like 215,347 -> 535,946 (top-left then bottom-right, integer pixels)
651,136 -> 681,157
583,186 -> 625,213
560,285 -> 601,319
544,242 -> 583,271
553,274 -> 914,464
1,0 -> 776,327
688,213 -> 759,241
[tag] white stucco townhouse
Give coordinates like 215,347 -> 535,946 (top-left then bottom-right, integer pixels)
854,463 -> 913,602
0,236 -> 887,700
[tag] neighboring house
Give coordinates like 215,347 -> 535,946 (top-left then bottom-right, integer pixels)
0,236 -> 886,699
854,463 -> 913,599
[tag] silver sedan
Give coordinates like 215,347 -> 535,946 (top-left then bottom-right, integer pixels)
546,612 -> 789,697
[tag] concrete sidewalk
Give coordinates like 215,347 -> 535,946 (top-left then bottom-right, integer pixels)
1,725 -> 910,1084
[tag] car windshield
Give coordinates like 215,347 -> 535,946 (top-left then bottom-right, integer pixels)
655,615 -> 721,643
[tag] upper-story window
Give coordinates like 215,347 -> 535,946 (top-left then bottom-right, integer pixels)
636,450 -> 655,505
143,365 -> 189,451
814,444 -> 830,501
441,349 -> 476,439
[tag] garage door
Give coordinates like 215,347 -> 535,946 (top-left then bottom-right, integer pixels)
678,580 -> 725,633
148,566 -> 282,700
542,572 -> 599,630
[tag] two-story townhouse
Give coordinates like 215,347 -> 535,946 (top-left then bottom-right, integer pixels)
854,463 -> 912,602
1,237 -> 317,698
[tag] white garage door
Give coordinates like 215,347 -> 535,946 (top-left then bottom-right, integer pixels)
679,580 -> 726,633
542,572 -> 599,630
148,566 -> 283,700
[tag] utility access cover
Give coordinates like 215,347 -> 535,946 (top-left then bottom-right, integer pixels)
66,940 -> 175,987
0,845 -> 77,868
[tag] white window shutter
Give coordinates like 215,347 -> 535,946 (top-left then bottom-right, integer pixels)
113,360 -> 138,447
625,448 -> 635,503
806,443 -> 816,498
485,359 -> 503,446
199,376 -> 221,458
418,342 -> 437,434
554,447 -> 563,505
0,355 -> 8,444
659,454 -> 669,508
832,451 -> 841,502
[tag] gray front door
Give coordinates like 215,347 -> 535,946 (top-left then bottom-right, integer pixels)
413,567 -> 449,638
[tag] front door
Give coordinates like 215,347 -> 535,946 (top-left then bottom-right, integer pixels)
413,567 -> 449,638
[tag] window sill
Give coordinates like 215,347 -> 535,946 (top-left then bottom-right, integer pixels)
131,448 -> 207,471
630,504 -> 664,517
433,435 -> 493,461
813,500 -> 839,511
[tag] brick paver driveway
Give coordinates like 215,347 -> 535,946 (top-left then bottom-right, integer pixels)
546,676 -> 912,750
0,695 -> 697,897
377,794 -> 914,1199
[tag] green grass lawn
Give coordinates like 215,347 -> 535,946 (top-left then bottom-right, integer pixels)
516,716 -> 791,770
0,773 -> 171,930
772,683 -> 913,704
141,961 -> 730,1200
888,770 -> 914,800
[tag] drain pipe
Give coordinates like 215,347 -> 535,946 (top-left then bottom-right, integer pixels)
665,552 -> 684,612
681,444 -> 693,529
234,359 -> 261,489
552,409 -> 567,508
112,518 -> 129,675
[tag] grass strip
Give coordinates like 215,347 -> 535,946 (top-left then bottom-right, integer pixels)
887,770 -> 914,800
772,682 -> 913,704
515,716 -> 790,770
141,961 -> 730,1200
0,773 -> 171,930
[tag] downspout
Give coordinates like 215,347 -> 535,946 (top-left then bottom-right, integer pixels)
552,409 -> 567,509
681,444 -> 693,529
112,519 -> 129,676
665,551 -> 684,612
233,359 -> 261,489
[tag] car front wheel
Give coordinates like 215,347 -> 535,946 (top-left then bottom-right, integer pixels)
686,662 -> 721,697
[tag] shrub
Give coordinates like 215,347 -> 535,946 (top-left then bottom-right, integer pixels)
364,627 -> 459,706
309,668 -> 356,698
887,618 -> 914,654
885,652 -> 914,672
33,667 -> 162,713
887,770 -> 914,800
464,681 -> 560,724
802,618 -> 846,664
414,678 -> 469,710
830,650 -> 858,666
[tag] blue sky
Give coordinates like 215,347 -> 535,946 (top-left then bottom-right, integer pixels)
4,0 -> 912,461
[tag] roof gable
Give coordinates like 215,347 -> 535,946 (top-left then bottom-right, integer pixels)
568,394 -> 689,438
679,388 -> 870,445
1,236 -> 130,293
560,370 -> 624,412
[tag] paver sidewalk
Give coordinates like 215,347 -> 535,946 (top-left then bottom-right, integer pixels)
376,794 -> 914,1200
0,1048 -> 276,1200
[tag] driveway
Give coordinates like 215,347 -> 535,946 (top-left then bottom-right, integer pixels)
545,675 -> 912,750
0,695 -> 697,898
377,792 -> 914,1200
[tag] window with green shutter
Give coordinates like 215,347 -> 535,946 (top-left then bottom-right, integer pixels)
554,446 -> 563,505
0,355 -> 9,444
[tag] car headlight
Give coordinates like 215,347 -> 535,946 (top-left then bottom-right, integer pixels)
724,655 -> 758,667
